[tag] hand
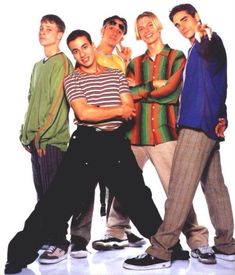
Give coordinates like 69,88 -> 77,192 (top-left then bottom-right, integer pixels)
195,22 -> 212,43
116,42 -> 132,65
37,148 -> 46,157
22,144 -> 31,153
126,77 -> 136,87
215,118 -> 226,138
152,79 -> 167,89
121,104 -> 136,120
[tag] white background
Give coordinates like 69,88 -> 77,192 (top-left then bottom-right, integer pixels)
0,0 -> 234,270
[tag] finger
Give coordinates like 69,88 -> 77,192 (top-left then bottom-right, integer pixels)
119,41 -> 124,49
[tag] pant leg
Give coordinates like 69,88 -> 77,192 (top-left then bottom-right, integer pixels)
147,141 -> 209,249
201,147 -> 235,253
105,145 -> 149,239
31,144 -> 65,200
7,130 -> 98,266
146,129 -> 216,260
70,188 -> 95,244
100,136 -> 162,239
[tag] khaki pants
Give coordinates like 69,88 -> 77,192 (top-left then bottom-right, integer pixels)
147,129 -> 235,260
107,141 -> 209,248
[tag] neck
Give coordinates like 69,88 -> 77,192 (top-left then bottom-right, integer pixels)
78,62 -> 103,74
44,45 -> 60,58
147,38 -> 164,57
96,42 -> 115,55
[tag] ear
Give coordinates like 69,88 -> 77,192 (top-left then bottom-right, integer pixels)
57,32 -> 63,41
101,27 -> 105,37
195,12 -> 202,24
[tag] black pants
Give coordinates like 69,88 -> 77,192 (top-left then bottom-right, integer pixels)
7,126 -> 162,266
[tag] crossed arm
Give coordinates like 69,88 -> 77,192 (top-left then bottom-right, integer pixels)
70,92 -> 136,123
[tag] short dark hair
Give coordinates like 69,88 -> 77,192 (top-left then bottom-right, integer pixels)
66,29 -> 92,46
169,4 -> 197,22
103,15 -> 127,35
41,14 -> 65,33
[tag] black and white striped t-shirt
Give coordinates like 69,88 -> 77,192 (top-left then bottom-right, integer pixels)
64,67 -> 130,131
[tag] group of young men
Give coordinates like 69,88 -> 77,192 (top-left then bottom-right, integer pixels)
4,3 -> 235,274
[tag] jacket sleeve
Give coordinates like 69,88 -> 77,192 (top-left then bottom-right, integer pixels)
34,57 -> 73,149
149,51 -> 186,104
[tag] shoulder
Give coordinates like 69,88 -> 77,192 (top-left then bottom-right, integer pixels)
103,67 -> 123,75
165,44 -> 185,58
64,71 -> 79,84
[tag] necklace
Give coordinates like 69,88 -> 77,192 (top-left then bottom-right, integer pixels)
96,48 -> 113,58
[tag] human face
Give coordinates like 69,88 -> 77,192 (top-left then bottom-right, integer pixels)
69,36 -> 96,70
172,10 -> 198,43
136,16 -> 161,45
102,19 -> 125,46
39,20 -> 62,47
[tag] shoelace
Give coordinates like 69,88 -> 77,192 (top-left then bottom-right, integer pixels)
199,246 -> 214,254
47,245 -> 57,254
136,253 -> 149,259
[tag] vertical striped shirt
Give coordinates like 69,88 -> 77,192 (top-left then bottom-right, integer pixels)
64,67 -> 130,131
126,44 -> 186,145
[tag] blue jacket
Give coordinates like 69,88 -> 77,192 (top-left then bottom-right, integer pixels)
178,32 -> 227,140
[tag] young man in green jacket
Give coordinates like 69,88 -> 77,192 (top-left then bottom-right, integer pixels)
20,14 -> 73,261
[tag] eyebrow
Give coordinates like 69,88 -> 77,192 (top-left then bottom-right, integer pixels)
174,15 -> 188,27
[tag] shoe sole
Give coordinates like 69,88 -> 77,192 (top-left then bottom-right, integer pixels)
70,251 -> 89,258
39,254 -> 67,264
123,260 -> 171,270
216,254 -> 235,261
191,252 -> 216,264
128,240 -> 146,247
92,240 -> 129,251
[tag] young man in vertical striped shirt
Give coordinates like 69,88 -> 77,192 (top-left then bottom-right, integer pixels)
123,11 -> 213,265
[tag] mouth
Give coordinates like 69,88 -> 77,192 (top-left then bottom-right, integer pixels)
81,57 -> 89,64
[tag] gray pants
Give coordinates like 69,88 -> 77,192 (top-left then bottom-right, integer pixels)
147,128 -> 235,260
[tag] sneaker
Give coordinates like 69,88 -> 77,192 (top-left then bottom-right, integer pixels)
191,245 -> 216,264
4,262 -> 27,274
171,243 -> 190,261
41,244 -> 50,250
70,243 -> 90,259
212,246 -> 235,261
39,242 -> 69,264
123,253 -> 171,270
92,235 -> 129,251
126,232 -> 146,247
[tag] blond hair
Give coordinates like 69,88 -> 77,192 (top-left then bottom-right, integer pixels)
135,11 -> 163,40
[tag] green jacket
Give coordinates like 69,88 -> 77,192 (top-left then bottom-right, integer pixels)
20,52 -> 74,151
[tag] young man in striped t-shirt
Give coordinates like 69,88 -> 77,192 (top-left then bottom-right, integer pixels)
5,29 -> 172,274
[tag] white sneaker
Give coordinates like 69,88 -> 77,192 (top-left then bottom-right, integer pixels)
212,246 -> 235,261
70,244 -> 90,258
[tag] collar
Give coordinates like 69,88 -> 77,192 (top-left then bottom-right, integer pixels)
141,44 -> 171,62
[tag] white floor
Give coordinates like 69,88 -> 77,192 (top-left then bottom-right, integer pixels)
1,161 -> 235,275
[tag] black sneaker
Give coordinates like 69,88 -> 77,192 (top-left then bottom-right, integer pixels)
92,235 -> 128,250
191,245 -> 216,264
123,253 -> 171,270
171,242 -> 190,260
212,246 -> 235,261
4,262 -> 27,274
39,241 -> 69,264
126,232 -> 146,247
70,243 -> 90,258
